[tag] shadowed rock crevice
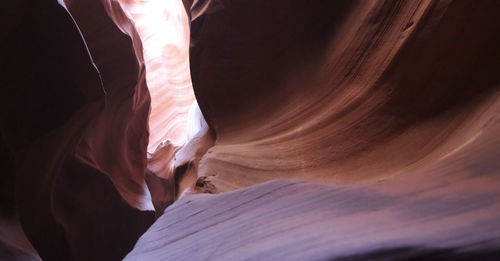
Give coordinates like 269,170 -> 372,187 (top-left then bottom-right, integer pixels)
2,0 -> 156,260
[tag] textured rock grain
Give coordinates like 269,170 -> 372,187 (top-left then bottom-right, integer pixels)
188,0 -> 500,192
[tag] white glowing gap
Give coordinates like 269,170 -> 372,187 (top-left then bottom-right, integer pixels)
120,0 -> 196,151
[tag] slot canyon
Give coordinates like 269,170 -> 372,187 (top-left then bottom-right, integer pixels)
2,0 -> 500,260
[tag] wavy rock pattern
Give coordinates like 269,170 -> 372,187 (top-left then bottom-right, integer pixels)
119,0 -> 195,151
2,0 -> 156,260
129,88 -> 500,259
189,0 -> 500,192
63,0 -> 154,211
2,0 -> 500,260
126,0 -> 500,259
127,170 -> 500,260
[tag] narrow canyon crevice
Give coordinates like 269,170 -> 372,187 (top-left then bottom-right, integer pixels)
1,0 -> 500,260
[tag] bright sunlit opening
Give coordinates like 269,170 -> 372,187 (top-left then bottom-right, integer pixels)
119,0 -> 196,152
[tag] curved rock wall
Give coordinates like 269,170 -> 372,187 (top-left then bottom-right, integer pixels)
187,0 -> 500,192
1,0 -> 156,259
2,0 -> 500,260
126,2 -> 500,259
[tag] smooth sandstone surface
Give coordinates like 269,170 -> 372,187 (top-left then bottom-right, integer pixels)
128,89 -> 500,260
127,0 -> 500,259
126,174 -> 500,260
189,0 -> 500,192
2,0 -> 155,260
1,0 -> 500,260
119,0 -> 195,151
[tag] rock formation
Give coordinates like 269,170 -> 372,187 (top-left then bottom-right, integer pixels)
190,0 -> 500,191
2,0 -> 155,259
1,0 -> 500,260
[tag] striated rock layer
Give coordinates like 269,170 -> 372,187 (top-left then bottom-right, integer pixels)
119,0 -> 196,151
187,0 -> 500,192
127,171 -> 500,260
127,0 -> 500,259
1,0 -> 500,260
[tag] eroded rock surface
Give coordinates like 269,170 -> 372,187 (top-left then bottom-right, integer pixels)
128,83 -> 500,260
1,0 -> 500,260
127,0 -> 500,259
119,0 -> 196,151
188,0 -> 500,192
1,0 -> 156,260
